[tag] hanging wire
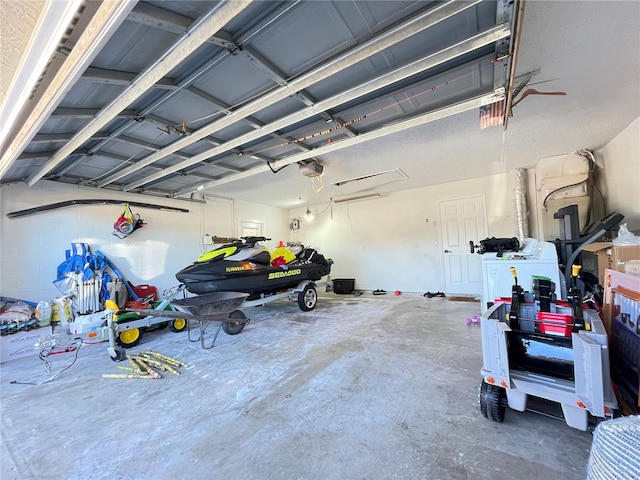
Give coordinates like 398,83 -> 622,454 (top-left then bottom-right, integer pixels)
10,338 -> 83,386
311,175 -> 324,193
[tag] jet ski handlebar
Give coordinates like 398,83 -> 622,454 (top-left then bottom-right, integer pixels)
240,236 -> 271,246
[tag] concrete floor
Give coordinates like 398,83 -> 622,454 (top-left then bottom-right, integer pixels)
1,293 -> 595,480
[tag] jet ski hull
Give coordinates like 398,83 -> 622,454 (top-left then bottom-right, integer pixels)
176,260 -> 331,297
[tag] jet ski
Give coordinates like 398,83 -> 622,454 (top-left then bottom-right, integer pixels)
175,237 -> 332,299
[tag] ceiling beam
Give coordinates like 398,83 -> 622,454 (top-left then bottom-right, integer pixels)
123,20 -> 507,190
18,151 -> 58,161
76,2 -> 307,179
25,0 -> 253,187
127,0 -> 316,109
117,135 -> 162,152
82,67 -> 178,90
183,86 -> 314,153
32,132 -> 104,143
51,107 -> 138,118
0,0 -> 84,158
175,92 -> 503,196
109,0 -> 480,191
0,0 -> 136,179
127,2 -> 191,34
203,161 -> 245,173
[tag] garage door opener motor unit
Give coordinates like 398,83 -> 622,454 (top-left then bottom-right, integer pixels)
299,161 -> 323,177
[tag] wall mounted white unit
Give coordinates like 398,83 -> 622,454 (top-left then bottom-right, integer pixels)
535,153 -> 590,241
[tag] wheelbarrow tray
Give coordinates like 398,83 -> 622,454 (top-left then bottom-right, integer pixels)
125,292 -> 249,321
171,291 -> 249,316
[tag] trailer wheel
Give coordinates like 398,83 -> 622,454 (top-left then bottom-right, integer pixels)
116,327 -> 143,348
480,380 -> 506,423
222,310 -> 246,335
298,284 -> 317,311
169,317 -> 188,332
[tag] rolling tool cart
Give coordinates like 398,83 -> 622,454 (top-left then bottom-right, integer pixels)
479,266 -> 617,431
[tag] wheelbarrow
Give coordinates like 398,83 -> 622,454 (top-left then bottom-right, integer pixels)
107,291 -> 249,361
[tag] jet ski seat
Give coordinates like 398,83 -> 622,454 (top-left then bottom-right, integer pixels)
250,250 -> 271,266
296,248 -> 327,265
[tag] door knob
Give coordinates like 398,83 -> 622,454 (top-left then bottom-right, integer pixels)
444,249 -> 452,253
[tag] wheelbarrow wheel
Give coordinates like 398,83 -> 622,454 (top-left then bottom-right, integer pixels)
222,310 -> 246,335
298,284 -> 317,311
116,327 -> 144,348
480,380 -> 506,423
169,317 -> 188,332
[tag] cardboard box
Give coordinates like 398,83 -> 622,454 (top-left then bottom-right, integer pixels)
0,326 -> 53,364
602,269 -> 640,333
601,269 -> 640,410
609,285 -> 640,411
582,243 -> 640,285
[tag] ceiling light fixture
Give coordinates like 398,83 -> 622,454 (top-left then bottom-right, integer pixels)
304,206 -> 314,222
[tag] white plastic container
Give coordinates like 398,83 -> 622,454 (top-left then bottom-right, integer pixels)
35,301 -> 51,327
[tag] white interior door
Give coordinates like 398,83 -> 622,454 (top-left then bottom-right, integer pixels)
439,195 -> 487,295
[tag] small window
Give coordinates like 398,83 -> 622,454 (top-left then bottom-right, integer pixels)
240,221 -> 263,237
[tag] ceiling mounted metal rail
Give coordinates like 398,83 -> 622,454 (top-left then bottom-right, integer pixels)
96,0 -> 480,189
25,0 -> 253,187
126,21 -> 509,191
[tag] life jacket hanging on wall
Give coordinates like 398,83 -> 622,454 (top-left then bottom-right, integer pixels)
112,203 -> 146,239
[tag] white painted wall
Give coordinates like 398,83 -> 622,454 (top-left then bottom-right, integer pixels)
6,141 -> 632,304
598,116 -> 640,233
0,181 -> 289,303
289,172 -> 517,294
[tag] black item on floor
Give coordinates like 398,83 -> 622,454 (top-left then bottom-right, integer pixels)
424,291 -> 446,298
333,279 -> 355,294
372,289 -> 386,295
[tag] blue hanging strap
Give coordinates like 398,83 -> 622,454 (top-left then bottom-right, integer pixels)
100,272 -> 112,302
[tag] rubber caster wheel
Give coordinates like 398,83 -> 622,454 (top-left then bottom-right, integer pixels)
298,284 -> 317,311
169,317 -> 188,333
480,380 -> 507,423
222,310 -> 246,335
110,347 -> 127,362
116,327 -> 144,348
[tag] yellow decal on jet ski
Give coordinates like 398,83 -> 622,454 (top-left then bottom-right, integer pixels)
197,246 -> 238,262
225,263 -> 255,273
268,269 -> 301,280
